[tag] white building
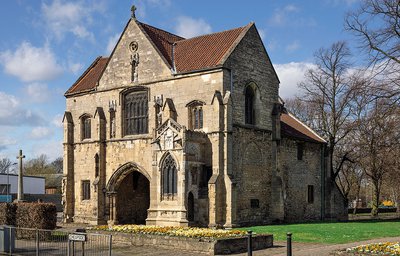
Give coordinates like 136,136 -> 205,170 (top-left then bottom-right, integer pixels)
0,174 -> 45,195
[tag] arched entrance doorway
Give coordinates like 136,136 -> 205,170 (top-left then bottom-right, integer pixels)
106,162 -> 150,224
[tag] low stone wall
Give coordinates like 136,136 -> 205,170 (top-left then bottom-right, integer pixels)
91,230 -> 273,255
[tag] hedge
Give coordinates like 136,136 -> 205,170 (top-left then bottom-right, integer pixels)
0,203 -> 16,226
0,202 -> 57,229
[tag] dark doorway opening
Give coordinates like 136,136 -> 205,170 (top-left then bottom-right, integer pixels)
116,171 -> 150,224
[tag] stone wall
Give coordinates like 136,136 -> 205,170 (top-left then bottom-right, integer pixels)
280,138 -> 323,222
224,24 -> 279,131
232,127 -> 273,226
94,230 -> 273,255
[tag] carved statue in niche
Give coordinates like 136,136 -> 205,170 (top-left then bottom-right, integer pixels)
129,41 -> 139,83
154,95 -> 163,127
165,129 -> 174,150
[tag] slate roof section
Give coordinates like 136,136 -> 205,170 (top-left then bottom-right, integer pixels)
65,57 -> 108,95
281,112 -> 326,143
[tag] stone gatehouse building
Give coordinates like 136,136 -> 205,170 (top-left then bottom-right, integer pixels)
62,7 -> 346,227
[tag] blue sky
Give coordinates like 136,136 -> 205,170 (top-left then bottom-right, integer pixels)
0,0 -> 361,161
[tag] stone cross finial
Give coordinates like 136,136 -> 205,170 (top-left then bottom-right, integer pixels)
16,149 -> 25,201
131,4 -> 137,19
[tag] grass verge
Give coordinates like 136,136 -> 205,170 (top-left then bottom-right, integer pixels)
240,220 -> 400,244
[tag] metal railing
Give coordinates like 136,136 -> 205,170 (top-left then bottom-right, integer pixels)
0,226 -> 112,256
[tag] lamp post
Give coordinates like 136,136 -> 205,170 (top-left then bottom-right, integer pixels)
6,162 -> 17,202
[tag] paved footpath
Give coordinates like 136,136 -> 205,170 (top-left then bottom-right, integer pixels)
112,236 -> 400,256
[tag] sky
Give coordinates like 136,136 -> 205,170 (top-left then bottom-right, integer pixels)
0,0 -> 362,162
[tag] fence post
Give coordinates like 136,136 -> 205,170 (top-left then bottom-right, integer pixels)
287,232 -> 292,256
247,230 -> 253,256
8,226 -> 12,255
108,235 -> 112,256
36,229 -> 39,256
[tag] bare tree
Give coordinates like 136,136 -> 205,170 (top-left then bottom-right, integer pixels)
50,157 -> 63,174
299,41 -> 355,182
345,0 -> 400,101
352,96 -> 399,216
25,154 -> 55,176
0,158 -> 16,173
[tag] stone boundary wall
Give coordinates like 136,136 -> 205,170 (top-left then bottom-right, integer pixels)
91,230 -> 273,255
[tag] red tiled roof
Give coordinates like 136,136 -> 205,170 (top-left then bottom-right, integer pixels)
66,21 -> 250,95
138,22 -> 184,67
173,26 -> 247,73
138,21 -> 248,73
281,113 -> 325,143
65,57 -> 108,95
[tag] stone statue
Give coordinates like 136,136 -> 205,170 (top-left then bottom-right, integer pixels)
131,52 -> 139,83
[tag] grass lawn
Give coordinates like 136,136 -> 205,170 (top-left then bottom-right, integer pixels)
240,220 -> 400,244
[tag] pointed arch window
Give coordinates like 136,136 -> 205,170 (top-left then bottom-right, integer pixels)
81,115 -> 91,140
161,154 -> 177,195
124,90 -> 148,135
187,100 -> 205,130
245,86 -> 255,125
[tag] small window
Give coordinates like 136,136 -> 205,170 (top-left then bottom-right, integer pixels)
81,115 -> 91,140
307,185 -> 314,204
297,143 -> 304,160
187,101 -> 204,130
250,199 -> 260,208
0,184 -> 10,195
82,180 -> 91,200
245,86 -> 255,125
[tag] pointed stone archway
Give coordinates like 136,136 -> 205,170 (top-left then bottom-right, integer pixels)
106,162 -> 150,224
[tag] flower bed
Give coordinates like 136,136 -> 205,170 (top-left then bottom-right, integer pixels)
89,224 -> 273,254
346,242 -> 400,255
90,224 -> 247,239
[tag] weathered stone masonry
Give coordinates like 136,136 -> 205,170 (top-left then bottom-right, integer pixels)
63,9 -> 347,227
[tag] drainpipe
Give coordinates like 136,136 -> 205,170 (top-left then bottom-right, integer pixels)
320,143 -> 326,220
171,42 -> 177,74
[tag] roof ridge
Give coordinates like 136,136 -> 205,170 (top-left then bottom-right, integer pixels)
65,56 -> 108,96
287,112 -> 326,142
176,23 -> 249,43
138,21 -> 185,42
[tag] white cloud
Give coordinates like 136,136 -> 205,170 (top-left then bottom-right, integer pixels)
258,29 -> 266,41
41,0 -> 99,41
68,62 -> 83,75
274,62 -> 316,99
269,4 -> 316,28
269,4 -> 300,26
52,114 -> 64,128
29,126 -> 53,139
326,0 -> 359,6
146,0 -> 171,6
0,137 -> 17,151
24,83 -> 51,103
175,16 -> 212,38
0,42 -> 63,82
106,33 -> 120,54
0,91 -> 45,126
286,40 -> 300,52
31,140 -> 62,161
